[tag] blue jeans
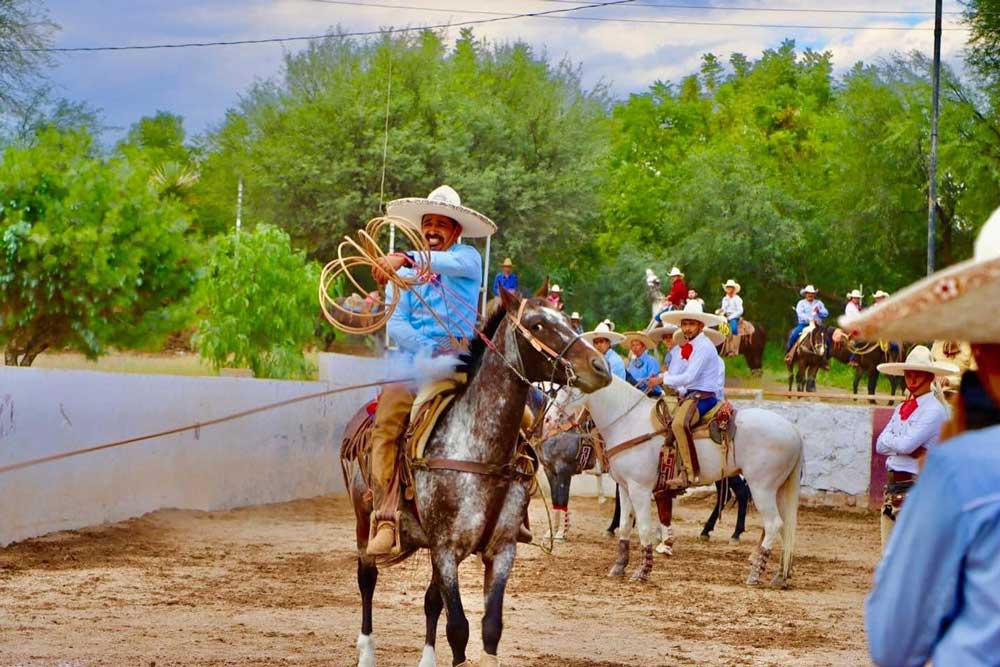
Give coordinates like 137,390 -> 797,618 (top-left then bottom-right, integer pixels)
697,395 -> 718,415
728,318 -> 739,335
787,323 -> 807,352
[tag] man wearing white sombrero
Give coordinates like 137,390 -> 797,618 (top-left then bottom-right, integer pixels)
785,284 -> 830,363
569,312 -> 583,335
872,346 -> 955,549
845,288 -> 863,317
647,301 -> 726,489
582,321 -> 626,381
367,185 -> 496,555
547,284 -> 564,311
847,207 -> 1000,666
719,279 -> 744,336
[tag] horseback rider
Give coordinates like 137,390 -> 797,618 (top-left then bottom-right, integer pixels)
547,284 -> 565,311
785,284 -> 830,366
366,185 -> 496,556
570,312 -> 584,335
652,267 -> 687,325
719,279 -> 743,336
624,332 -> 662,396
582,321 -> 626,380
872,346 -> 955,549
492,257 -> 519,296
845,289 -> 863,317
931,340 -> 977,393
871,289 -> 890,305
646,301 -> 726,489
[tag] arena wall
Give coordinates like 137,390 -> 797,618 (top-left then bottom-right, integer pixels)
0,352 -> 879,546
0,353 -> 385,547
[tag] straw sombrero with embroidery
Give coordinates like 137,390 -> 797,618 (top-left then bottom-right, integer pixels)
622,331 -> 656,350
672,326 -> 724,347
386,185 -> 496,238
646,324 -> 678,345
840,206 -> 1000,343
658,300 -> 727,328
581,321 -> 625,346
877,345 -> 959,377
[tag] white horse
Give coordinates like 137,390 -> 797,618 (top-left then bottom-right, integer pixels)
556,376 -> 803,586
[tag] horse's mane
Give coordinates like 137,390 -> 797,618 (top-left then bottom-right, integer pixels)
465,299 -> 508,377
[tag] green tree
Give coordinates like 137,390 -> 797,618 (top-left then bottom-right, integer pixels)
0,0 -> 56,116
193,225 -> 319,379
0,128 -> 201,365
195,29 -> 609,270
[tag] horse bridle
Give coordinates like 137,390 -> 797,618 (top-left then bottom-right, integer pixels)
506,299 -> 584,387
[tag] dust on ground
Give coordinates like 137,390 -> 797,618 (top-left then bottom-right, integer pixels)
0,495 -> 879,666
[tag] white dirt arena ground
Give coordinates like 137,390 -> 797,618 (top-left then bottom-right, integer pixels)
0,494 -> 879,667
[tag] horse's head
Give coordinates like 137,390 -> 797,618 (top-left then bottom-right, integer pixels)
499,287 -> 611,393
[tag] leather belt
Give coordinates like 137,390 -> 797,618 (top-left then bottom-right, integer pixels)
887,470 -> 916,484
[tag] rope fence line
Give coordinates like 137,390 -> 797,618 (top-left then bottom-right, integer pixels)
0,377 -> 412,477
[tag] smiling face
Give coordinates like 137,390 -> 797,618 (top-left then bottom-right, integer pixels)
420,214 -> 462,251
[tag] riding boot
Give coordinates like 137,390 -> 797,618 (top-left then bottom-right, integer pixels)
664,398 -> 699,490
366,383 -> 414,557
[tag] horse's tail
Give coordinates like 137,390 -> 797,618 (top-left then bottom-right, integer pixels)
776,444 -> 802,583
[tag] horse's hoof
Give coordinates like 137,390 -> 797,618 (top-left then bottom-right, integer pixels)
603,529 -> 616,539
608,564 -> 626,577
655,542 -> 673,556
745,574 -> 763,586
554,534 -> 566,542
770,574 -> 789,589
598,496 -> 608,505
629,569 -> 650,583
698,533 -> 710,542
729,536 -> 741,545
479,654 -> 500,667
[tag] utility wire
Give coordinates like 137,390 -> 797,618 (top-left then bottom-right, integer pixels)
531,0 -> 973,16
0,0 -> 637,53
308,0 -> 967,30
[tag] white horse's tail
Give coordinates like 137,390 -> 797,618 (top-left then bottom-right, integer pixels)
777,446 -> 802,582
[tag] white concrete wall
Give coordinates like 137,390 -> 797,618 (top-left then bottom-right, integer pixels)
731,399 -> 874,496
0,352 -> 385,546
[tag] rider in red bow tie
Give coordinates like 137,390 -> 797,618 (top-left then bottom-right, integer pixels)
873,345 -> 957,550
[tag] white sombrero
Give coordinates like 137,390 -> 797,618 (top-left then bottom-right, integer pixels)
872,289 -> 890,300
877,345 -> 959,377
722,279 -> 741,294
846,289 -> 863,300
672,326 -> 725,347
658,300 -> 726,328
841,206 -> 1000,342
581,321 -> 625,346
549,284 -> 563,294
668,266 -> 684,278
386,185 -> 497,238
800,284 -> 818,295
570,311 -> 581,320
622,331 -> 657,350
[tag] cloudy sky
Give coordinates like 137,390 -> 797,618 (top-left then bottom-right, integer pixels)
42,0 -> 971,139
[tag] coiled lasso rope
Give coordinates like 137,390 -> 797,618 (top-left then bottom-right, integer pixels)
319,216 -> 434,336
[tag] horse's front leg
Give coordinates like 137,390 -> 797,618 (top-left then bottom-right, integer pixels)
480,545 -> 516,666
419,573 -> 444,667
627,483 -> 656,582
432,551 -> 470,666
357,556 -> 378,667
608,483 -> 633,577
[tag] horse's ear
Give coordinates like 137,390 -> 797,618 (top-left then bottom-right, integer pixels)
535,277 -> 550,297
499,285 -> 522,314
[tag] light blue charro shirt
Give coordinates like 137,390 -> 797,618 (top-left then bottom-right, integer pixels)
604,349 -> 626,380
795,298 -> 829,324
865,425 -> 1000,667
386,243 -> 482,358
631,351 -> 661,394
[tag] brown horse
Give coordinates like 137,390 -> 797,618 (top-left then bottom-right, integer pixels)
343,287 -> 610,667
786,325 -> 832,392
726,321 -> 766,376
830,339 -> 907,402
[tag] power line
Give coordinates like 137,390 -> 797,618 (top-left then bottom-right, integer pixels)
0,0 -> 637,53
532,0 -> 973,15
309,0 -> 968,31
